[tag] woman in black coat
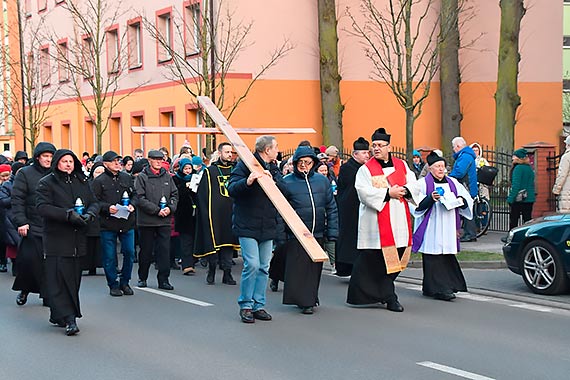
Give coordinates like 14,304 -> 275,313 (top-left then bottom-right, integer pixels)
81,162 -> 104,275
36,149 -> 99,336
277,146 -> 339,314
172,158 -> 198,275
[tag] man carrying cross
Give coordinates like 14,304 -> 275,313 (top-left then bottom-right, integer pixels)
347,128 -> 418,312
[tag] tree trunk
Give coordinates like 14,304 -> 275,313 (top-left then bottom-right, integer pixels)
439,0 -> 462,157
495,0 -> 525,151
318,0 -> 343,148
406,108 -> 415,157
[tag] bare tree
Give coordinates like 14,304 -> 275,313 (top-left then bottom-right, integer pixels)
4,4 -> 59,150
143,0 -> 292,151
52,0 -> 144,154
495,0 -> 525,152
318,0 -> 344,148
348,0 -> 455,156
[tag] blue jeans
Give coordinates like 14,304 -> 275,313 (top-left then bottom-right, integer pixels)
237,237 -> 273,311
100,229 -> 135,288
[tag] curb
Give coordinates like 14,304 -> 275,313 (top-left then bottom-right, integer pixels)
396,276 -> 570,311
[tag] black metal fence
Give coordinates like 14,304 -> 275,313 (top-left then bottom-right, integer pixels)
281,145 -> 516,233
546,151 -> 563,211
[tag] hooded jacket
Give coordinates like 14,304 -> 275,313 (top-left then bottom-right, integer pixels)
36,149 -> 99,257
11,142 -> 56,236
277,146 -> 338,242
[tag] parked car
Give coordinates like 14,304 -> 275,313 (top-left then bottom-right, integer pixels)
502,214 -> 570,295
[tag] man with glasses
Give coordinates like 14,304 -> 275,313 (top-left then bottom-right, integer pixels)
134,150 -> 178,290
194,142 -> 240,285
347,128 -> 417,312
92,151 -> 137,296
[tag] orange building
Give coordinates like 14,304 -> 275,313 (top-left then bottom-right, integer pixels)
9,0 -> 563,156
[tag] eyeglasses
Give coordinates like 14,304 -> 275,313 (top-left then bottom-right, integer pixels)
372,143 -> 390,149
298,159 -> 314,166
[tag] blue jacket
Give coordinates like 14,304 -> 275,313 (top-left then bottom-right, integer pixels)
277,146 -> 338,242
450,146 -> 478,197
227,152 -> 281,241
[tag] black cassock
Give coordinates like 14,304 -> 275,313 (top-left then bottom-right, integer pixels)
335,158 -> 363,275
193,161 -> 239,258
282,239 -> 323,308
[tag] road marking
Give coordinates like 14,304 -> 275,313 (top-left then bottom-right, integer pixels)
417,361 -> 495,380
135,287 -> 213,307
510,304 -> 552,313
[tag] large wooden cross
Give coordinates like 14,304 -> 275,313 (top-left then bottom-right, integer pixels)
131,97 -> 328,262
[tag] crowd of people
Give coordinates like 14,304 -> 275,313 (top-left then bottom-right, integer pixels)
0,131 -> 540,334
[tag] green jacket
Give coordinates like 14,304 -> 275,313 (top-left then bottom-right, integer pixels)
507,163 -> 535,204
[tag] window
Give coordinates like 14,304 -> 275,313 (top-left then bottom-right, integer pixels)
27,52 -> 35,89
24,0 -> 32,16
564,79 -> 570,93
131,112 -> 145,152
37,0 -> 47,12
159,107 -> 175,154
564,36 -> 570,49
57,40 -> 69,82
61,122 -> 70,149
128,19 -> 143,69
82,36 -> 94,79
43,122 -> 53,142
40,46 -> 50,87
106,27 -> 120,74
156,9 -> 173,63
184,1 -> 201,56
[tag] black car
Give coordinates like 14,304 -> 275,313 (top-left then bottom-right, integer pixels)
502,214 -> 570,295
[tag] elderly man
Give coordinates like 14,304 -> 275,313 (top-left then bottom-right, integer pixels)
449,136 -> 478,242
347,128 -> 417,312
334,137 -> 370,277
228,135 -> 281,323
92,150 -> 137,297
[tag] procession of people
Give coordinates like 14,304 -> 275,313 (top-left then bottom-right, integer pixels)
0,130 -> 502,334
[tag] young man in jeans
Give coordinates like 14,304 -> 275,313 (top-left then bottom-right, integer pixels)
92,151 -> 137,296
228,136 -> 281,323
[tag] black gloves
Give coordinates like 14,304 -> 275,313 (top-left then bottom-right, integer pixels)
67,210 -> 87,227
81,212 -> 96,223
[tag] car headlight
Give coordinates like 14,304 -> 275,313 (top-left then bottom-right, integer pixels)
505,230 -> 514,245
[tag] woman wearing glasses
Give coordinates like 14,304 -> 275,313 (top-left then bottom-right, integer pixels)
277,145 -> 338,315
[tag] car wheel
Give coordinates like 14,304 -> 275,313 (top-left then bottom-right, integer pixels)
520,240 -> 569,295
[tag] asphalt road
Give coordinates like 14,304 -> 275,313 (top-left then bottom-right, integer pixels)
1,261 -> 570,380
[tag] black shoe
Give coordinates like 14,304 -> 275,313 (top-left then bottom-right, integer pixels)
65,320 -> 80,336
434,293 -> 455,301
253,309 -> 272,321
170,262 -> 180,270
158,282 -> 174,290
121,284 -> 134,296
206,268 -> 215,285
16,291 -> 28,306
0,264 -> 7,272
49,318 -> 66,328
301,307 -> 314,315
386,300 -> 404,312
110,287 -> 123,297
87,269 -> 96,276
222,271 -> 237,285
137,279 -> 147,288
269,279 -> 278,292
42,298 -> 49,307
239,309 -> 255,324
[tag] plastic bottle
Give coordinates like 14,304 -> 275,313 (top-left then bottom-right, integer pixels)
74,198 -> 84,215
435,187 -> 445,196
159,196 -> 167,209
331,180 -> 337,196
121,191 -> 130,206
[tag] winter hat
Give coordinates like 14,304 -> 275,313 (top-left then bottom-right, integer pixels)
11,162 -> 25,175
319,145 -> 327,153
0,163 -> 11,173
412,149 -> 421,157
191,155 -> 203,167
325,145 -> 339,156
131,159 -> 147,175
426,151 -> 445,166
371,128 -> 391,143
513,148 -> 528,159
317,153 -> 328,161
353,137 -> 370,151
32,142 -> 56,158
14,151 -> 28,161
102,150 -> 122,162
1,151 -> 12,159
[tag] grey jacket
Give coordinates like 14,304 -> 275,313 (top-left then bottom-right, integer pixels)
134,167 -> 178,227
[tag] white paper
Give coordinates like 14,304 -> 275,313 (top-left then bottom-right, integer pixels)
111,204 -> 131,219
439,192 -> 464,210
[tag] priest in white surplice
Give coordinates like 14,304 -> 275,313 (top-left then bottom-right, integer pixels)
411,152 -> 472,301
347,128 -> 418,313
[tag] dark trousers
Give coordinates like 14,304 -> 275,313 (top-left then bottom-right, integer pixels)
462,202 -> 477,239
208,246 -> 233,271
138,226 -> 171,284
509,202 -> 533,230
179,232 -> 196,270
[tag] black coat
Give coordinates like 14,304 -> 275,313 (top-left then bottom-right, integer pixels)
134,167 -> 178,227
12,164 -> 51,237
36,150 -> 99,257
173,174 -> 197,234
0,179 -> 21,247
92,167 -> 136,232
228,152 -> 281,241
335,157 -> 363,265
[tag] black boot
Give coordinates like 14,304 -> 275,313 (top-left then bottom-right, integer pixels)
222,270 -> 236,285
65,317 -> 80,336
270,279 -> 279,292
206,265 -> 215,285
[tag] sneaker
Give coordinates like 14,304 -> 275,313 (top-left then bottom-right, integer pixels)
121,284 -> 134,296
137,279 -> 147,288
110,287 -> 123,297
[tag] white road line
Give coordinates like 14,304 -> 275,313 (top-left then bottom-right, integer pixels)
135,287 -> 213,307
417,361 -> 495,380
510,303 -> 552,313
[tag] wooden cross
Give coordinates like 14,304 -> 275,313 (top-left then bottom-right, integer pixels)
130,97 -> 329,262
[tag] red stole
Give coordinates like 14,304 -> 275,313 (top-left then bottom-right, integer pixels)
365,157 -> 413,273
